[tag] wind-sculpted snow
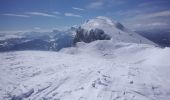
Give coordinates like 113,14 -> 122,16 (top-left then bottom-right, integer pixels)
0,40 -> 170,100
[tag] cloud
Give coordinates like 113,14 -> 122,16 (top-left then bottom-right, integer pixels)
144,10 -> 170,18
138,0 -> 170,8
126,10 -> 170,22
3,13 -> 29,18
64,13 -> 82,18
72,7 -> 84,11
115,6 -> 165,18
111,1 -> 170,31
149,22 -> 168,26
86,0 -> 125,9
132,22 -> 169,31
122,10 -> 170,31
53,11 -> 60,15
87,1 -> 103,9
26,12 -> 56,17
136,22 -> 168,27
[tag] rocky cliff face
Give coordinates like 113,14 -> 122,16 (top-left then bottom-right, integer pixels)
73,27 -> 111,44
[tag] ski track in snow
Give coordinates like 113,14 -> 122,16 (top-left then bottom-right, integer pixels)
0,41 -> 170,100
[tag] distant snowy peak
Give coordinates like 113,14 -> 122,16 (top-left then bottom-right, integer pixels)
77,16 -> 158,46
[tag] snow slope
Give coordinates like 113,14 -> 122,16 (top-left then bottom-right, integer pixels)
81,16 -> 157,46
0,40 -> 170,100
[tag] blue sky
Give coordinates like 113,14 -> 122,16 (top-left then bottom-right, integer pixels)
0,0 -> 170,32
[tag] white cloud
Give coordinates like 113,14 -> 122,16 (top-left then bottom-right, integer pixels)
87,1 -> 103,9
145,10 -> 170,18
72,7 -> 84,11
131,22 -> 169,31
150,22 -> 168,26
26,12 -> 56,17
64,13 -> 82,18
53,11 -> 60,15
3,13 -> 29,18
128,10 -> 170,23
136,22 -> 168,27
120,10 -> 170,31
86,0 -> 125,9
127,10 -> 170,20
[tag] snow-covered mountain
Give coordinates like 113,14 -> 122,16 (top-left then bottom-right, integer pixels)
74,16 -> 157,46
0,16 -> 169,100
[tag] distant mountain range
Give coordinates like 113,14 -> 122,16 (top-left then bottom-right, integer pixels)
0,30 -> 74,52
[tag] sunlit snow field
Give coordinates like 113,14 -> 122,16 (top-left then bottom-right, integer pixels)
0,40 -> 170,100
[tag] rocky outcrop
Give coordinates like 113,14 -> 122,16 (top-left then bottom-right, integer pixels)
73,27 -> 111,44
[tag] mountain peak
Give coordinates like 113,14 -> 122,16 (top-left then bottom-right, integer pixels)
96,16 -> 115,25
75,16 -> 158,46
96,16 -> 125,30
81,16 -> 125,31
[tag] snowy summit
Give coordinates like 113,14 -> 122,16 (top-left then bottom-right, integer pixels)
74,16 -> 158,46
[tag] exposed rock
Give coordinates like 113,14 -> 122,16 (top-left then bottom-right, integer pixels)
73,27 -> 111,44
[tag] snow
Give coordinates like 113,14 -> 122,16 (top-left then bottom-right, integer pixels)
0,40 -> 170,100
81,16 -> 157,46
